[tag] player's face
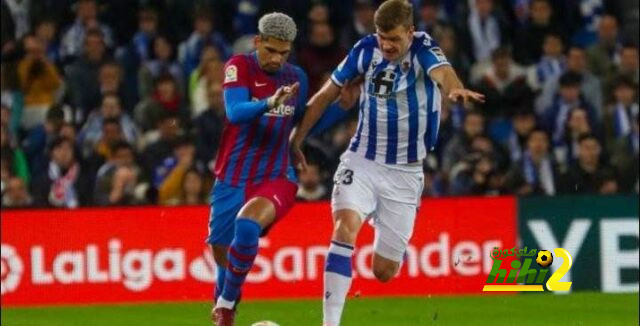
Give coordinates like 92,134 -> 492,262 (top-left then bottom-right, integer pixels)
255,36 -> 292,73
376,24 -> 414,62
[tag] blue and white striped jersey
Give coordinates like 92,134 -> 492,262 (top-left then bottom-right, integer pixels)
331,32 -> 450,165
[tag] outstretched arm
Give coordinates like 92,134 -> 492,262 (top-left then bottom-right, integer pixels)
429,65 -> 484,106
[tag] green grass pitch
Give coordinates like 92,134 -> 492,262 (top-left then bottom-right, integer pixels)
2,292 -> 638,326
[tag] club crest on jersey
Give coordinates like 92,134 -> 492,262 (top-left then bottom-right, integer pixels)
224,65 -> 238,83
371,69 -> 396,98
402,60 -> 411,73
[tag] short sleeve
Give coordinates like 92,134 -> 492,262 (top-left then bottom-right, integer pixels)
417,40 -> 451,74
330,37 -> 371,87
223,55 -> 250,89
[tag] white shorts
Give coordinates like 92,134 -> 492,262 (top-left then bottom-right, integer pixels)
331,151 -> 424,262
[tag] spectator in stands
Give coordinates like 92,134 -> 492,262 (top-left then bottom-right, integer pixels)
504,108 -> 537,163
233,0 -> 260,37
1,65 -> 23,137
608,114 -> 639,193
135,74 -> 188,132
190,56 -> 223,117
587,15 -> 620,81
98,61 -> 134,113
130,6 -> 159,64
505,129 -> 559,195
187,46 -> 222,107
18,34 -> 63,129
297,162 -> 329,201
58,121 -> 77,145
433,27 -> 471,85
553,107 -> 595,172
442,110 -> 485,172
558,134 -> 618,194
543,72 -> 598,146
617,43 -> 639,84
527,33 -> 566,92
78,93 -> 138,159
60,0 -> 114,61
64,28 -> 108,122
298,21 -> 347,94
178,11 -> 230,79
138,35 -> 183,99
180,167 -> 207,205
340,0 -> 375,49
474,47 -> 532,118
513,0 -> 557,65
1,0 -> 45,52
603,76 -> 638,152
194,81 -> 224,172
2,176 -> 33,207
93,141 -> 140,206
32,136 -> 88,208
603,43 -> 640,100
1,123 -> 29,186
464,0 -> 508,63
21,105 -> 64,178
155,137 -> 195,205
34,18 -> 60,65
536,46 -> 603,116
450,151 -> 504,196
417,0 -> 448,36
86,117 -> 127,165
142,112 -> 181,180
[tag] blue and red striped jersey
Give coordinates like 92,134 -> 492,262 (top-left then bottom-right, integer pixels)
214,53 -> 307,186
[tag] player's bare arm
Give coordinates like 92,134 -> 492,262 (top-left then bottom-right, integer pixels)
429,65 -> 485,106
290,78 -> 360,171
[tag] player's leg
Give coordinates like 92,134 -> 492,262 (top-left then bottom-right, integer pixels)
215,197 -> 275,311
216,179 -> 297,311
210,244 -> 228,299
371,169 -> 423,282
324,152 -> 376,326
206,181 -> 244,313
323,209 -> 363,326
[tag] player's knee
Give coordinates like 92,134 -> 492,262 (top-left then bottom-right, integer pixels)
372,266 -> 395,283
333,222 -> 358,244
332,211 -> 361,244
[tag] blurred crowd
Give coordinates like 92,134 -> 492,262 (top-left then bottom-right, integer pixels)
1,0 -> 638,209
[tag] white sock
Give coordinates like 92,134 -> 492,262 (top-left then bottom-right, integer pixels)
323,241 -> 354,326
215,296 -> 235,310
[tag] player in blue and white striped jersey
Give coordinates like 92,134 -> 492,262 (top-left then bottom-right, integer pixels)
290,1 -> 484,325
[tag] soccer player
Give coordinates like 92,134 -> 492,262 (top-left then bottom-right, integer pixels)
207,13 -> 358,326
290,1 -> 485,325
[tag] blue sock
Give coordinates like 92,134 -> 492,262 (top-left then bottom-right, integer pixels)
221,218 -> 261,303
214,263 -> 226,301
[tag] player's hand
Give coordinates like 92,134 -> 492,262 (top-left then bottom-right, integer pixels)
268,82 -> 300,108
338,76 -> 363,109
448,88 -> 485,107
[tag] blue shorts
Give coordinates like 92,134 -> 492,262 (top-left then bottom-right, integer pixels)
206,179 -> 298,246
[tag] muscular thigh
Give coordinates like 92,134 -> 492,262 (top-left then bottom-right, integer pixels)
372,169 -> 423,262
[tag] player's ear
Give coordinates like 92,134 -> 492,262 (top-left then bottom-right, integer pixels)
254,35 -> 261,48
407,25 -> 415,36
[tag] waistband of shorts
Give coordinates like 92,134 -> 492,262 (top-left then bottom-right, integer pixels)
341,151 -> 423,173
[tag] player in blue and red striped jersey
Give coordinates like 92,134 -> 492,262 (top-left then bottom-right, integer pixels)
207,13 -> 359,326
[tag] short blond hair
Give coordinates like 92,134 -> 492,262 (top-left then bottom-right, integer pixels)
374,0 -> 414,32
